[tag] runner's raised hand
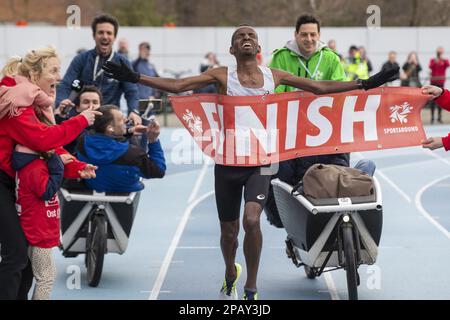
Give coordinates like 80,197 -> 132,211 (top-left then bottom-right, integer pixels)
359,65 -> 400,90
103,60 -> 140,83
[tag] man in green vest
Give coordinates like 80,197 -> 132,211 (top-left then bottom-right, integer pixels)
265,14 -> 375,230
270,14 -> 346,91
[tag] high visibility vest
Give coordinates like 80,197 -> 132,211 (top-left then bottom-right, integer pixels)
345,57 -> 369,80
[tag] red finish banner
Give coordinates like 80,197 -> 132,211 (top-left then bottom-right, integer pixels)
170,88 -> 429,166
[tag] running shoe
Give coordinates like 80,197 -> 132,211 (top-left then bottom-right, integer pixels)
219,263 -> 242,300
243,291 -> 258,300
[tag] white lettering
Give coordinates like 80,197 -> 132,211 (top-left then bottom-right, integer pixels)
306,97 -> 334,146
47,209 -> 58,218
235,105 -> 278,157
341,95 -> 380,143
285,100 -> 299,150
200,102 -> 223,155
170,129 -> 205,165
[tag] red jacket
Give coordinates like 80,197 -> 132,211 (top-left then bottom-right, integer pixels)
14,147 -> 87,248
429,58 -> 450,87
0,76 -> 88,177
435,89 -> 450,150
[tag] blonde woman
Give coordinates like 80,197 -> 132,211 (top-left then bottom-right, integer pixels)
0,47 -> 100,299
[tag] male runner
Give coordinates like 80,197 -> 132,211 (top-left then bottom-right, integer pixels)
103,25 -> 398,300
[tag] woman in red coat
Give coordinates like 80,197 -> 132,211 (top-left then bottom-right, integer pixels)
0,47 -> 100,299
421,85 -> 450,150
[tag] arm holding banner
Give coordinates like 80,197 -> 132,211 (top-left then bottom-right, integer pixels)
272,66 -> 400,95
102,60 -> 222,93
422,85 -> 450,111
421,85 -> 450,151
137,69 -> 221,93
422,137 -> 445,150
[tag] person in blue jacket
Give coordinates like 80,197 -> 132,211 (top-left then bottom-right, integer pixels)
77,105 -> 166,192
56,14 -> 142,126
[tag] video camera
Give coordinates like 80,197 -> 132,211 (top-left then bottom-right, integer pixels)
138,98 -> 163,121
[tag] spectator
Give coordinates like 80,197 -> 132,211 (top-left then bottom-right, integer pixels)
117,37 -> 130,60
77,105 -> 166,193
381,51 -> 400,85
0,47 -> 98,300
132,42 -> 160,100
401,52 -> 422,88
12,110 -> 96,300
132,42 -> 161,150
268,15 -> 375,229
327,39 -> 337,51
359,46 -> 373,75
55,85 -> 103,154
429,46 -> 449,124
327,39 -> 343,61
270,14 -> 346,91
56,14 -> 141,127
194,52 -> 220,94
200,52 -> 220,72
56,85 -> 103,122
422,85 -> 450,148
344,45 -> 369,81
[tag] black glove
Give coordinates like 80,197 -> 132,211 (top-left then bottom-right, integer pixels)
102,60 -> 140,83
360,66 -> 400,90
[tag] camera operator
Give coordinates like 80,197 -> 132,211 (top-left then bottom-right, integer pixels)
76,105 -> 166,193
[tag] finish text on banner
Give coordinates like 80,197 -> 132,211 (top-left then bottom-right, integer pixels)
171,88 -> 429,166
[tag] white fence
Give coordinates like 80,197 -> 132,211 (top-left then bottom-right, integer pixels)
1,26 -> 449,85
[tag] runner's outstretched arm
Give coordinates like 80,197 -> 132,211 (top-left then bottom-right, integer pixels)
103,60 -> 220,93
273,66 -> 400,95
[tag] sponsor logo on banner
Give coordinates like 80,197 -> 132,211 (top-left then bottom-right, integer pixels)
389,102 -> 413,124
385,102 -> 419,135
170,88 -> 429,166
182,109 -> 203,134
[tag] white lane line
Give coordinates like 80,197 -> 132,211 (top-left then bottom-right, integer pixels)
415,174 -> 450,239
376,171 -> 412,203
423,148 -> 450,166
323,271 -> 340,300
148,190 -> 215,300
379,158 -> 437,172
188,158 -> 212,203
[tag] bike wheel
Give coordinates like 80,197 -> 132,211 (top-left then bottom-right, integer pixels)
304,265 -> 317,279
86,215 -> 107,287
342,224 -> 358,300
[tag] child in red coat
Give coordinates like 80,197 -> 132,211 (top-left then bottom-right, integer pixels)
7,77 -> 97,300
13,146 -> 90,300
